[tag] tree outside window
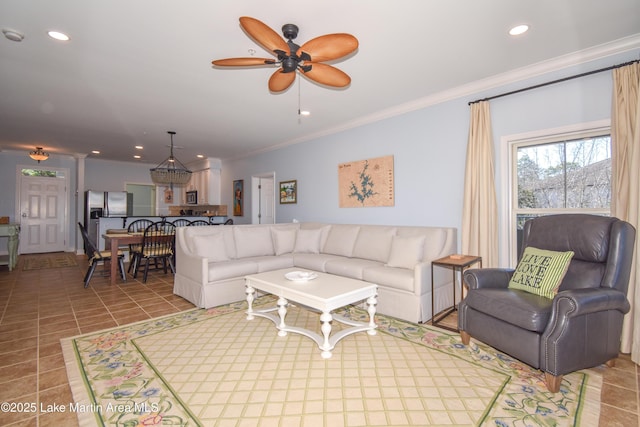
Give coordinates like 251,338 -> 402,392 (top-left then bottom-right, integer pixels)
513,134 -> 611,255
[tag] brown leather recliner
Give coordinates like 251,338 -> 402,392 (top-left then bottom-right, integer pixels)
458,214 -> 636,392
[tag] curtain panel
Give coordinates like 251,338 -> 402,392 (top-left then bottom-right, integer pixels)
461,101 -> 498,268
611,62 -> 640,360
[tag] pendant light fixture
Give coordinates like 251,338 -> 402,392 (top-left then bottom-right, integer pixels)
149,131 -> 192,186
29,147 -> 49,163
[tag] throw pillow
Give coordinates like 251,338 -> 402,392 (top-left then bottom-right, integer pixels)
293,228 -> 324,254
191,234 -> 229,262
323,225 -> 360,257
233,226 -> 274,258
271,227 -> 297,255
385,235 -> 426,270
508,246 -> 574,299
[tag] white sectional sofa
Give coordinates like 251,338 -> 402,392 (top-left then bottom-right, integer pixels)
173,222 -> 457,323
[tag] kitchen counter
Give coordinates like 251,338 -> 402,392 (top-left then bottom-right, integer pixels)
95,215 -> 226,250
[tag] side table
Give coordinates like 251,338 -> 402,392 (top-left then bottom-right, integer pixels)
0,223 -> 21,272
431,254 -> 482,331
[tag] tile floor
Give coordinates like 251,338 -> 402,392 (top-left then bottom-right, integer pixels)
0,253 -> 638,426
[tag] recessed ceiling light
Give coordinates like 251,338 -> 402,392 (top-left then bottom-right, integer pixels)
196,154 -> 204,158
135,145 -> 143,150
509,24 -> 529,36
47,30 -> 70,41
133,155 -> 141,159
91,150 -> 100,154
299,110 -> 310,116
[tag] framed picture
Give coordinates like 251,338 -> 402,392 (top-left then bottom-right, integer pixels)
279,180 -> 297,204
233,180 -> 244,216
164,187 -> 174,204
186,190 -> 197,205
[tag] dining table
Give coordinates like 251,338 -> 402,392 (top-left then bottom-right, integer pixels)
102,232 -> 143,285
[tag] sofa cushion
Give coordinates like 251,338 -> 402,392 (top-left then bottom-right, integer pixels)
386,235 -> 426,269
191,234 -> 229,262
292,253 -> 343,271
271,227 -> 297,255
294,228 -> 325,253
508,246 -> 574,299
352,226 -> 396,262
396,227 -> 450,263
207,259 -> 259,281
322,225 -> 360,257
324,258 -> 383,280
184,226 -> 236,258
234,226 -> 275,258
253,255 -> 295,272
363,266 -> 415,293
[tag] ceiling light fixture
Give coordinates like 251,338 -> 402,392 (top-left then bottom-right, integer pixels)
47,30 -> 70,41
29,147 -> 49,163
509,24 -> 529,36
3,29 -> 24,42
149,131 -> 192,187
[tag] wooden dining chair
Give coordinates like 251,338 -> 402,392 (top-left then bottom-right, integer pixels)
171,218 -> 191,227
78,222 -> 126,288
133,222 -> 176,283
127,219 -> 154,273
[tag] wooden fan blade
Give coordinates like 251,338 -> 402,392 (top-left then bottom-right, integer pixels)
300,34 -> 359,62
239,16 -> 289,55
212,58 -> 274,66
302,63 -> 351,87
268,69 -> 296,92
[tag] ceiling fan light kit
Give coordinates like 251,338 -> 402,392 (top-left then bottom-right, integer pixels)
3,29 -> 24,42
29,147 -> 49,163
212,17 -> 358,92
149,131 -> 192,186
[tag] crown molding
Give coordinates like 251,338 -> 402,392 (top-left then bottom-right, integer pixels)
232,34 -> 640,161
349,34 -> 640,125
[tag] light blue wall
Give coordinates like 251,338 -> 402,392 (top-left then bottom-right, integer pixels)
2,49 -> 637,256
0,151 -> 79,223
223,99 -> 469,228
221,51 -> 639,250
84,158 -> 156,191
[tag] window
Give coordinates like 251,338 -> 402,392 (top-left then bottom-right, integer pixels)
21,168 -> 65,178
510,127 -> 611,263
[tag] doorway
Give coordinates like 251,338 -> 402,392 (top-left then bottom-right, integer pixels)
126,184 -> 156,216
17,166 -> 69,254
251,173 -> 275,224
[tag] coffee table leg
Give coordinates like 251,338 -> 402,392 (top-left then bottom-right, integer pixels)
367,295 -> 378,335
246,285 -> 255,320
277,297 -> 288,337
320,312 -> 333,359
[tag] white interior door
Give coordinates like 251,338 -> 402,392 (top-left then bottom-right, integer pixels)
19,173 -> 67,253
251,173 -> 275,224
260,178 -> 275,224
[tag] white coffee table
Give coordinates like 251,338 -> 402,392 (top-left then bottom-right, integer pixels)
244,268 -> 378,359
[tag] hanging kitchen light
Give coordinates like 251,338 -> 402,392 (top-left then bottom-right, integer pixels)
149,131 -> 192,186
29,147 -> 49,163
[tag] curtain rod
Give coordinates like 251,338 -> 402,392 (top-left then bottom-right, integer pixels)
468,59 -> 639,105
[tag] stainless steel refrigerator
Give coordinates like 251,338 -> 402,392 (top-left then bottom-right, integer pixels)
84,190 -> 129,245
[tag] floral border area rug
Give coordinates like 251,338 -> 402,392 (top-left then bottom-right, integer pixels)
61,296 -> 600,426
